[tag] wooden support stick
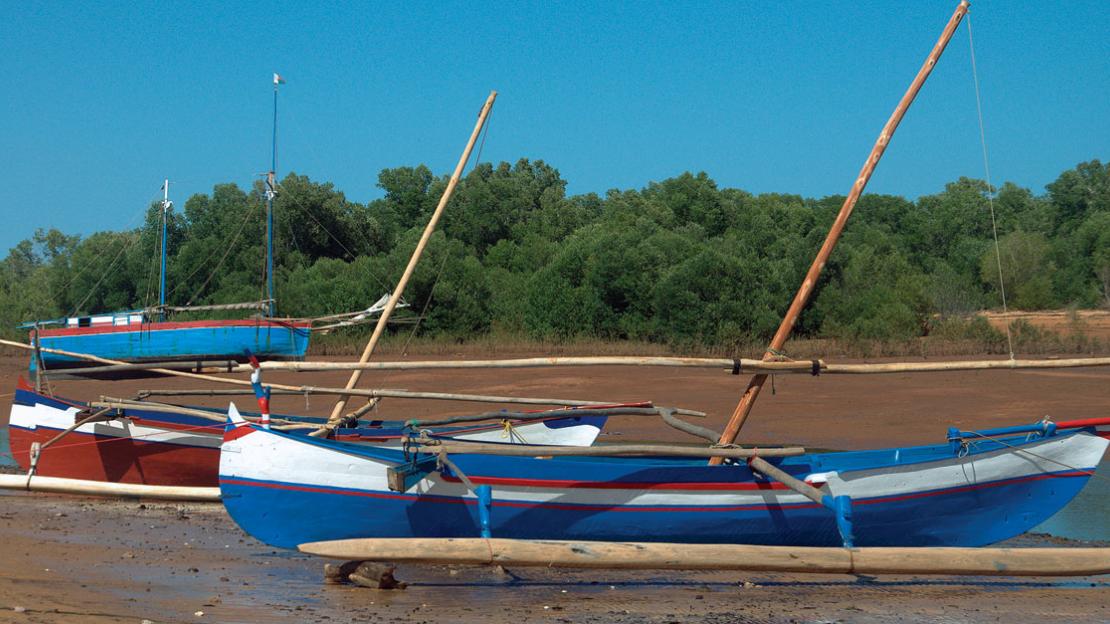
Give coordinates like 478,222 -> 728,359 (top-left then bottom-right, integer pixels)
413,441 -> 805,458
748,456 -> 826,504
712,1 -> 972,461
323,91 -> 499,432
91,400 -> 227,423
38,408 -> 116,452
298,538 -> 1110,577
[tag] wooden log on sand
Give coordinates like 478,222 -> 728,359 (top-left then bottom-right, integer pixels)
298,538 -> 1110,577
0,474 -> 220,502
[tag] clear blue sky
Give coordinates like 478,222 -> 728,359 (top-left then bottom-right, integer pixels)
1,1 -> 1106,253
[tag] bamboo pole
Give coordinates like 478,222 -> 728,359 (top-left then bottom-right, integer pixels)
322,91 -> 499,434
238,355 -> 1110,375
0,474 -> 220,501
298,538 -> 1110,577
49,360 -> 240,376
413,441 -> 805,458
0,339 -> 658,411
712,1 -> 973,462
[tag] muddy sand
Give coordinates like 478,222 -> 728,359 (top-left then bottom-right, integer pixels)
1,353 -> 1109,622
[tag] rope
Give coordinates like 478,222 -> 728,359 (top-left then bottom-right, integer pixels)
398,246 -> 452,356
183,205 -> 256,307
69,231 -> 142,315
961,430 -> 1110,486
50,187 -> 162,314
271,180 -> 392,294
472,104 -> 493,172
967,15 -> 1015,361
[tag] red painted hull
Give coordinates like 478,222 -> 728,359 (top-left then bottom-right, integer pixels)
8,425 -> 220,487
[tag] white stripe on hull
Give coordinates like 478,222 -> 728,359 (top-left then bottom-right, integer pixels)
221,425 -> 1107,509
10,402 -> 221,448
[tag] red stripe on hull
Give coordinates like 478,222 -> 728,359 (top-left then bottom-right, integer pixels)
8,426 -> 218,487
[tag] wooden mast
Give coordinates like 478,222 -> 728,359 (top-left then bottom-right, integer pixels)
314,91 -> 498,435
710,1 -> 971,461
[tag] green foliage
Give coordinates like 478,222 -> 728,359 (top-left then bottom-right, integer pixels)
2,159 -> 1107,345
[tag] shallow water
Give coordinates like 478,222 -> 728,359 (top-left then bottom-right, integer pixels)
0,425 -> 16,468
1032,457 -> 1110,543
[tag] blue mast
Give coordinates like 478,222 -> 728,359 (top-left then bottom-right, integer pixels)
265,74 -> 283,318
159,178 -> 171,320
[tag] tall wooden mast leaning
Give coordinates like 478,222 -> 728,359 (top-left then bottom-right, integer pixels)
711,1 -> 971,461
313,91 -> 499,436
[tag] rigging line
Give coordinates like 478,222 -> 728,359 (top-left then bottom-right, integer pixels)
271,181 -> 393,294
142,209 -> 166,308
182,205 -> 257,307
142,238 -> 159,309
53,188 -> 163,311
471,104 -> 493,173
968,14 -> 1015,361
399,243 -> 452,357
164,195 -> 259,302
68,230 -> 143,316
278,105 -> 393,293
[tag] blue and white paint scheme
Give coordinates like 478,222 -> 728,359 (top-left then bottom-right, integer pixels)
219,406 -> 1108,550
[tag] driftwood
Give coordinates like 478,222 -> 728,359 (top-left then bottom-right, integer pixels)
0,474 -> 220,501
323,561 -> 405,588
298,538 -> 1110,577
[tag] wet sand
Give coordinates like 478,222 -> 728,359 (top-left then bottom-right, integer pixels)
2,353 -> 1109,622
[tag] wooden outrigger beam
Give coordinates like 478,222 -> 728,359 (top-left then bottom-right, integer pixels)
237,355 -> 1110,375
322,91 -> 499,434
0,474 -> 220,501
2,339 -> 678,413
411,440 -> 805,459
712,0 -> 973,461
299,538 -> 1110,577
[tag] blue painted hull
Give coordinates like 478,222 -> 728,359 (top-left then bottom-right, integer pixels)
223,468 -> 1091,549
32,320 -> 310,371
219,421 -> 1108,550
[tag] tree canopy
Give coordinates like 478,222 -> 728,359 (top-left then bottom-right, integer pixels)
3,158 -> 1107,346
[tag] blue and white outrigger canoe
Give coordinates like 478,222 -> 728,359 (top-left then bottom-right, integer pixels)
219,406 -> 1108,550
